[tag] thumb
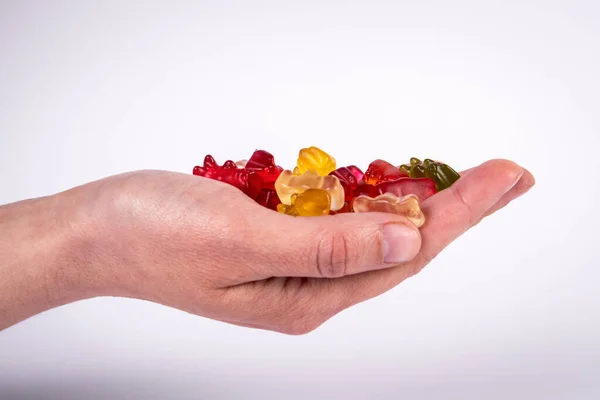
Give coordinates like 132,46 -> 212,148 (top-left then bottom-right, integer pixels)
249,209 -> 422,279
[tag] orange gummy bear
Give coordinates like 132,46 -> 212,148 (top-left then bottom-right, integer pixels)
277,189 -> 331,217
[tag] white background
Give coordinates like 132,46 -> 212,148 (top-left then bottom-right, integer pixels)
1,1 -> 599,399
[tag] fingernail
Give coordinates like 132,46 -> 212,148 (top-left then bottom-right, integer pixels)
382,223 -> 421,264
504,169 -> 525,195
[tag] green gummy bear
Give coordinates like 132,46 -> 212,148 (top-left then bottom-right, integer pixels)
401,157 -> 460,191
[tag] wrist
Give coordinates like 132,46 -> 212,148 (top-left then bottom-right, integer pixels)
0,193 -> 99,328
0,186 -> 125,330
46,186 -> 125,304
41,191 -> 107,306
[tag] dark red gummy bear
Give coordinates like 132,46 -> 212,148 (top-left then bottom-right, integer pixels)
363,159 -> 408,185
245,150 -> 283,190
193,155 -> 263,198
255,188 -> 281,211
330,165 -> 363,201
245,150 -> 276,169
352,181 -> 377,198
347,165 -> 364,182
329,202 -> 353,214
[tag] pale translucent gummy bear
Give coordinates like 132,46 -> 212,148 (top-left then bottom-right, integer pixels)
275,170 -> 345,211
353,193 -> 425,227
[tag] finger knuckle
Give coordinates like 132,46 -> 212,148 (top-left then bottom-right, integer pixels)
451,184 -> 475,226
316,230 -> 357,278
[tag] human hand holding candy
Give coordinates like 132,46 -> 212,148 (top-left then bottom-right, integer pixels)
0,147 -> 535,333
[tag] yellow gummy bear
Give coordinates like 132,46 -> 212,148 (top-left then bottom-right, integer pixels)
352,193 -> 425,227
293,146 -> 336,176
274,170 -> 345,211
277,189 -> 331,217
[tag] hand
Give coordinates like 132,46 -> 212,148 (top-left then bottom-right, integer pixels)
0,159 -> 534,333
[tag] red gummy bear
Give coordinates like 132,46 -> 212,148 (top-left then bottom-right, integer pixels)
354,177 -> 436,202
347,165 -> 364,182
378,177 -> 436,201
245,149 -> 276,169
245,150 -> 283,190
255,188 -> 281,211
329,202 -> 353,214
363,159 -> 408,185
330,165 -> 363,201
193,155 -> 263,198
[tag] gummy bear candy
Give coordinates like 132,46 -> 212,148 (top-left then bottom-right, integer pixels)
244,150 -> 283,190
363,159 -> 408,185
193,148 -> 455,221
330,166 -> 362,202
255,188 -> 281,211
275,170 -> 345,211
353,193 -> 425,227
329,201 -> 353,214
347,165 -> 364,182
193,155 -> 263,198
293,146 -> 336,176
245,149 -> 277,170
277,189 -> 331,217
377,178 -> 436,201
353,177 -> 436,202
400,158 -> 460,191
352,181 -> 378,198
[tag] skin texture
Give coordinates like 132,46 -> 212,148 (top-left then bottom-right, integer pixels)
0,159 -> 535,334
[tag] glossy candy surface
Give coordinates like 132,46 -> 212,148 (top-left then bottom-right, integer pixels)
275,170 -> 345,211
400,157 -> 460,191
363,159 -> 408,185
353,193 -> 425,227
255,189 -> 281,211
330,166 -> 362,201
193,155 -> 263,198
347,165 -> 364,182
354,177 -> 436,202
192,147 -> 461,222
277,189 -> 331,216
244,150 -> 283,190
193,150 -> 283,207
293,146 -> 336,176
329,202 -> 352,214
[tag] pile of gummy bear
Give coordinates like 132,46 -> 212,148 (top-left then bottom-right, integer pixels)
193,147 -> 460,227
